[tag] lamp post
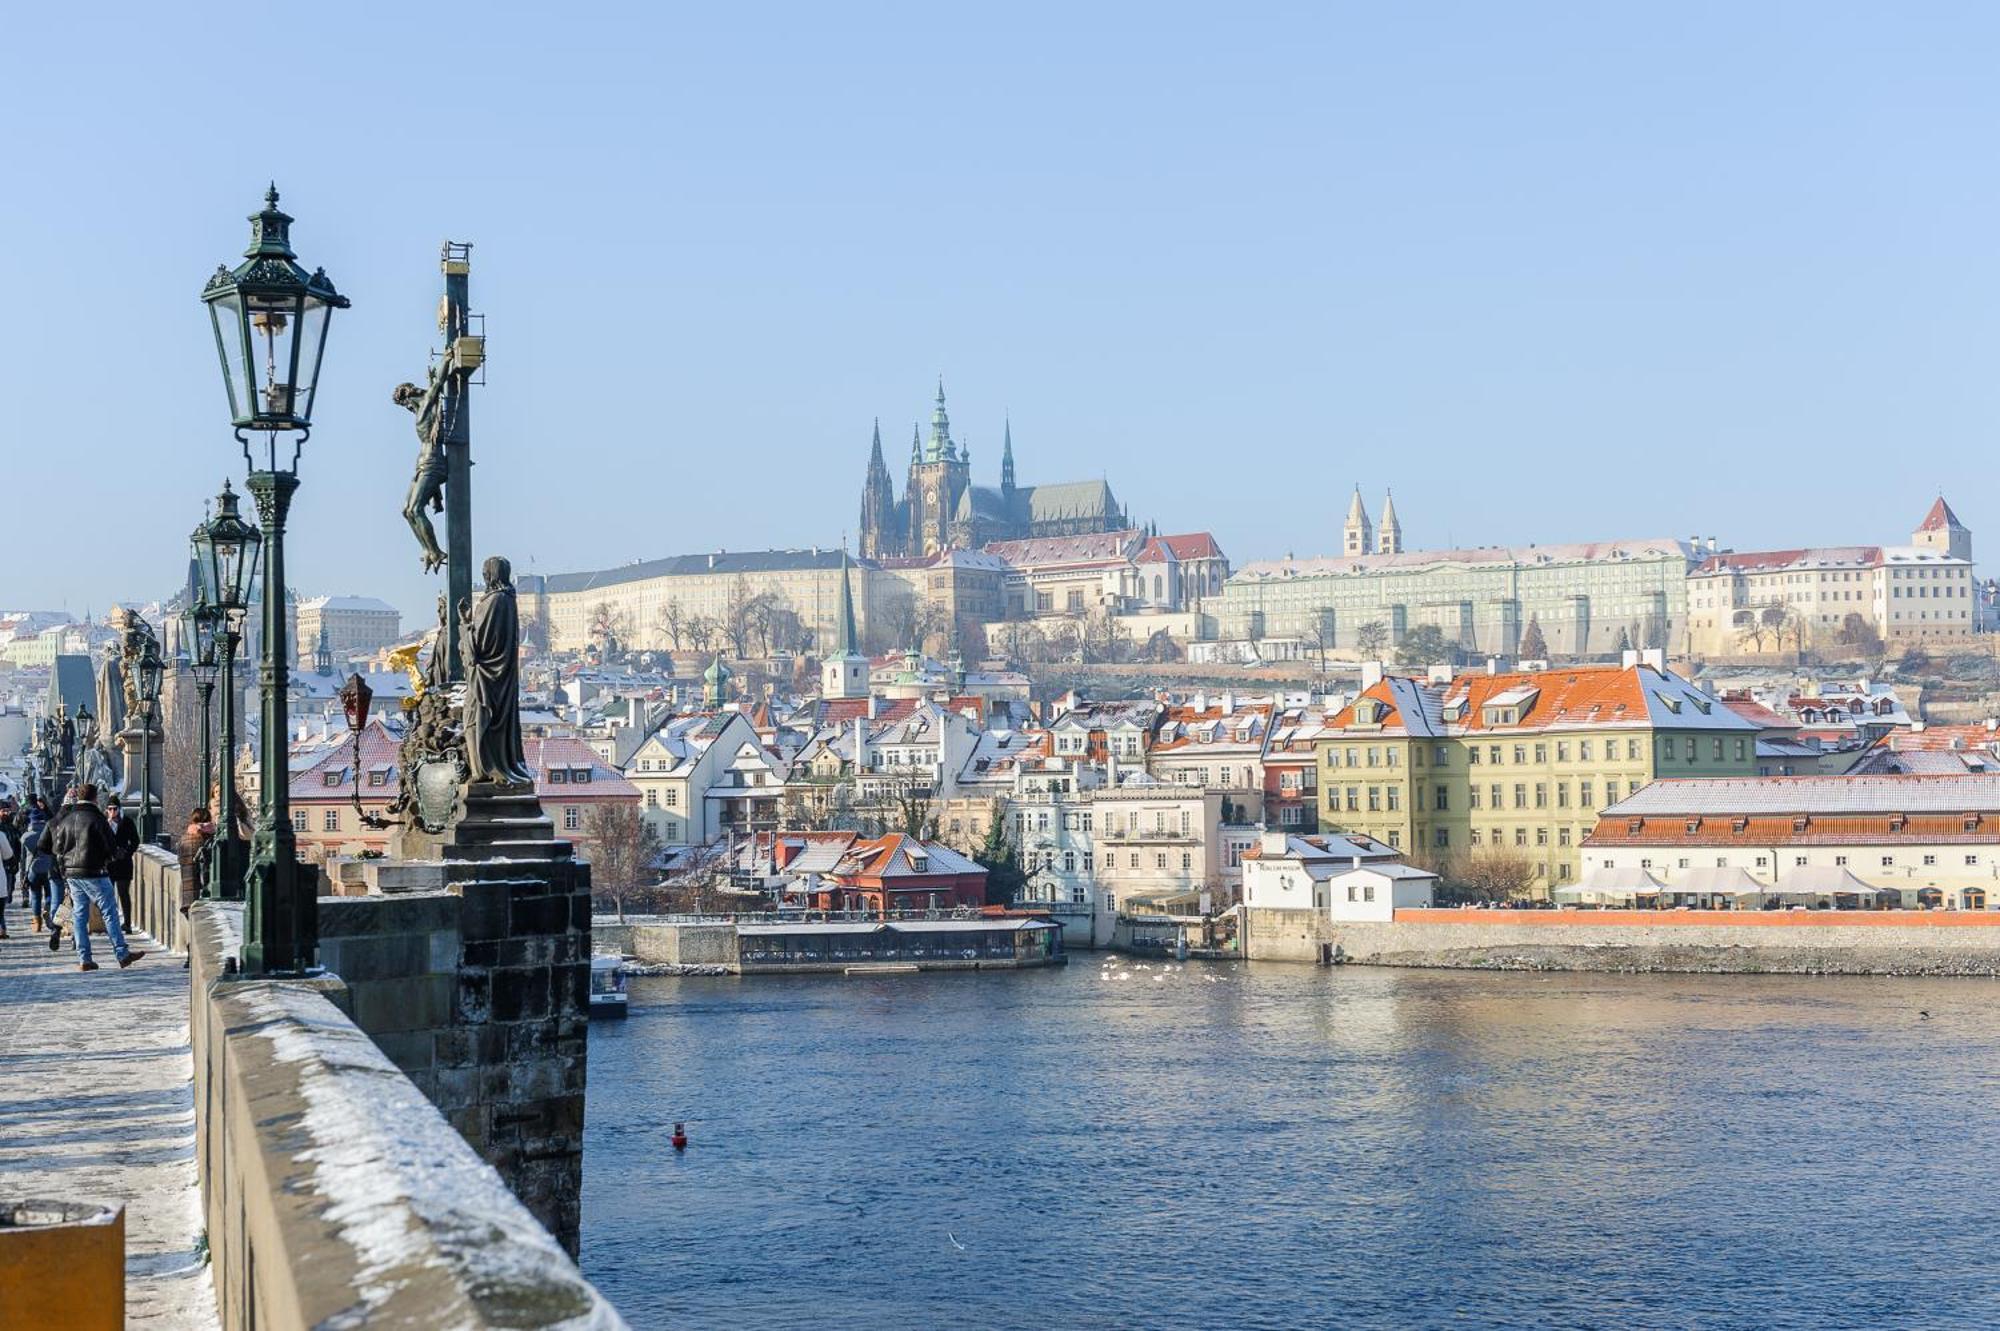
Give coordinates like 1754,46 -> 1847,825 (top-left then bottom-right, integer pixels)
193,483 -> 258,901
201,183 -> 346,975
185,604 -> 220,839
337,672 -> 374,823
135,638 -> 164,842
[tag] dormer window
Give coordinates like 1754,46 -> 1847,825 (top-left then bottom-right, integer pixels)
1684,819 -> 1701,834
1792,817 -> 1808,833
550,769 -> 568,784
1731,818 -> 1748,834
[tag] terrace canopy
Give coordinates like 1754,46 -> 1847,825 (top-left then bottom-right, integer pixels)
1557,866 -> 1666,905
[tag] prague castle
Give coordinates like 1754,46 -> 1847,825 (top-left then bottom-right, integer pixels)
858,380 -> 1127,559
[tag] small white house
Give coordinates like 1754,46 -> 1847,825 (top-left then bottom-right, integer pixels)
1326,864 -> 1438,922
1241,831 -> 1403,913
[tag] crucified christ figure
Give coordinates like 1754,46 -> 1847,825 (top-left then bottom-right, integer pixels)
392,356 -> 455,574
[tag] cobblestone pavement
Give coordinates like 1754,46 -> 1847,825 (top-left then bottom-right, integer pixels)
0,911 -> 218,1328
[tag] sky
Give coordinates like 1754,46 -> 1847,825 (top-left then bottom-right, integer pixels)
3,2 -> 1997,626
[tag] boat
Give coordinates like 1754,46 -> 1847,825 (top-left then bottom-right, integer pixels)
588,955 -> 629,1017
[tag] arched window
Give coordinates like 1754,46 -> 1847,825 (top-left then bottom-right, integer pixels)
1153,575 -> 1163,600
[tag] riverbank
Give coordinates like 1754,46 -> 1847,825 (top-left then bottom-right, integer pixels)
1242,906 -> 2000,975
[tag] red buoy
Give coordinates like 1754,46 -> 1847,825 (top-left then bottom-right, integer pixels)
672,1122 -> 688,1151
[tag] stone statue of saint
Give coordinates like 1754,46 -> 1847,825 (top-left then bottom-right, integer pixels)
393,358 -> 454,574
459,556 -> 533,788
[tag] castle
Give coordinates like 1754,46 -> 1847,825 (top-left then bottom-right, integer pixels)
858,380 -> 1128,559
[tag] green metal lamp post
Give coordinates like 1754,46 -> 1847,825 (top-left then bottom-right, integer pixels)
135,640 -> 164,842
193,482 -> 258,901
185,603 -> 220,838
200,184 -> 347,973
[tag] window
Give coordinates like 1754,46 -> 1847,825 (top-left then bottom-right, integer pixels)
1834,855 -> 1847,866
1555,742 -> 1570,764
1580,780 -> 1594,808
1513,783 -> 1527,809
1181,811 -> 1191,835
1556,783 -> 1570,809
1468,747 -> 1481,765
322,771 -> 342,788
1967,854 -> 1979,867
1435,745 -> 1449,767
1129,853 -> 1138,869
1579,740 -> 1593,761
1367,787 -> 1381,812
1795,855 -> 1808,867
1083,853 -> 1094,872
1347,884 -> 1358,902
1534,784 -> 1547,809
550,769 -> 568,784
1181,853 -> 1192,871
1469,786 -> 1483,810
1881,856 -> 1894,867
1363,884 -> 1376,903
1514,827 -> 1527,847
1558,827 -> 1571,847
1923,854 -> 1936,867
1434,785 -> 1448,811
1536,827 -> 1548,847
1628,739 -> 1641,761
1387,831 -> 1400,848
1434,828 -> 1449,848
1490,783 -> 1503,809
1661,737 -> 1676,759
645,789 -> 657,807
1387,787 -> 1401,812
367,769 -> 388,788
1346,787 -> 1360,811
1734,739 -> 1746,761
292,810 -> 307,832
1470,828 -> 1483,845
1489,745 -> 1501,765
1155,853 -> 1167,870
1534,744 -> 1547,764
1513,745 -> 1527,765
564,806 -> 581,831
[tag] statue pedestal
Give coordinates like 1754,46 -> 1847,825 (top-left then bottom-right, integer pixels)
113,724 -> 161,833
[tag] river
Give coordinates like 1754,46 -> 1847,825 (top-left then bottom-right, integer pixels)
580,959 -> 2000,1329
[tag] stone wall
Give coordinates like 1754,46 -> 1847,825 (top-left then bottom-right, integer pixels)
1241,906 -> 2000,975
629,921 -> 740,968
175,894 -> 624,1329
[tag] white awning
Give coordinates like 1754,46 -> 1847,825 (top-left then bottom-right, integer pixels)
1668,866 -> 1768,897
1772,866 -> 1897,897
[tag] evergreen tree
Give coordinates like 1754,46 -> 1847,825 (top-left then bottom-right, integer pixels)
1518,615 -> 1549,660
973,800 -> 1027,906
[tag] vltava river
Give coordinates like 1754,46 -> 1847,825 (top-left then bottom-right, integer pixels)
581,960 -> 2000,1329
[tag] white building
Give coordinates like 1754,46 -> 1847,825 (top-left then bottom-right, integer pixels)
1240,831 -> 1405,913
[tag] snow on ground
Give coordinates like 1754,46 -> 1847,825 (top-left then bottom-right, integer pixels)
0,919 -> 218,1328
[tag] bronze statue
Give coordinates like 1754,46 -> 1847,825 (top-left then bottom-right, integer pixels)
460,555 -> 532,787
393,358 -> 454,574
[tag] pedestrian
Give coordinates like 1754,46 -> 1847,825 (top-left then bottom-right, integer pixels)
21,807 -> 58,934
0,811 -> 13,940
43,785 -> 144,972
176,808 -> 213,970
106,802 -> 141,928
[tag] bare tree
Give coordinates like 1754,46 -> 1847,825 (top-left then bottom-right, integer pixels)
1081,604 -> 1131,664
658,599 -> 688,652
1837,612 -> 1884,660
1449,845 -> 1539,903
1355,620 -> 1388,659
583,802 -> 664,922
685,615 -> 717,655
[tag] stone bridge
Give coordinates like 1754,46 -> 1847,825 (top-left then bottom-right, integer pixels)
0,849 -> 628,1329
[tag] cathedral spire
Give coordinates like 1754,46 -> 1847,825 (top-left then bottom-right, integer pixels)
868,417 -> 885,469
1343,483 -> 1374,557
928,377 -> 953,462
910,422 -> 921,463
1377,487 -> 1403,555
1001,415 -> 1016,492
835,549 -> 859,656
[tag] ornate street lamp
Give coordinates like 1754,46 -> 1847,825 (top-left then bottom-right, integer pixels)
202,184 -> 346,975
185,603 -> 220,852
193,483 -> 259,901
338,672 -> 373,821
135,638 -> 164,842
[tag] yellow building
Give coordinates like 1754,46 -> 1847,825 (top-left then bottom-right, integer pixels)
1316,656 -> 1758,892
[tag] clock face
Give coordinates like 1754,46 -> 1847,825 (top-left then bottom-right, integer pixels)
925,483 -> 940,506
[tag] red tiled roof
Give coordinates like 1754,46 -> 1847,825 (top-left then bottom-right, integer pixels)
1919,497 -> 1965,532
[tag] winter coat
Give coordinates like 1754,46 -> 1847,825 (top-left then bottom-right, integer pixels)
44,803 -> 116,879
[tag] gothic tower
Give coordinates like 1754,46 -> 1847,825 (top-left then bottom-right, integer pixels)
858,419 -> 900,559
905,378 -> 971,558
822,550 -> 870,700
1343,484 -> 1373,557
1377,489 -> 1403,555
1914,496 -> 1972,562
1001,416 -> 1016,496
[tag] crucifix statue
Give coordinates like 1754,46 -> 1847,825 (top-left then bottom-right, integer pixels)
392,241 -> 483,682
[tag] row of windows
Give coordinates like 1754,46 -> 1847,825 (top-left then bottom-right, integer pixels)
1630,853 -> 1983,869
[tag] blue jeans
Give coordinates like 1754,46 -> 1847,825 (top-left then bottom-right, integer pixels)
26,872 -> 57,920
67,876 -> 130,965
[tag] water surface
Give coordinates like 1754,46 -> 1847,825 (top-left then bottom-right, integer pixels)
582,960 -> 2000,1329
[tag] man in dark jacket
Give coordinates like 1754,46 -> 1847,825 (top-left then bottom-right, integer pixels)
106,803 -> 140,927
45,785 -> 143,971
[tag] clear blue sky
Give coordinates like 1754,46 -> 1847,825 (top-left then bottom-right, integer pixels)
3,2 -> 1996,624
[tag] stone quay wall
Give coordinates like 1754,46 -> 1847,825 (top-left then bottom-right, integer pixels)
1241,905 -> 2000,975
154,881 -> 625,1329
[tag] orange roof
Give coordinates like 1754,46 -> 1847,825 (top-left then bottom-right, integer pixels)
1919,497 -> 1965,532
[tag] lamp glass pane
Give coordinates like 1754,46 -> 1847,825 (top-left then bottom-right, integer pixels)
207,292 -> 252,422
294,296 -> 331,423
247,292 -> 302,422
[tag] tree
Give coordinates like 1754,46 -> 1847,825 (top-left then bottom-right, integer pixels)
1518,614 -> 1549,661
1355,620 -> 1389,659
582,802 -> 665,922
684,615 -> 716,655
723,575 -> 770,658
972,800 -> 1026,906
1836,612 -> 1884,660
1449,845 -> 1539,904
1139,629 -> 1183,664
658,599 -> 688,651
1394,623 -> 1454,670
1642,609 -> 1669,652
589,602 -> 630,659
889,774 -> 939,840
1614,625 -> 1634,655
1081,603 -> 1131,664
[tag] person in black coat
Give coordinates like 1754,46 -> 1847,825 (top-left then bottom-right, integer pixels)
106,803 -> 142,929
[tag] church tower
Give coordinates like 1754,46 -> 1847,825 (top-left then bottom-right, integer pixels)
1001,416 -> 1016,496
905,377 -> 971,557
1343,484 -> 1373,557
822,551 -> 870,700
1377,489 -> 1403,555
1914,496 -> 1972,562
858,419 -> 900,560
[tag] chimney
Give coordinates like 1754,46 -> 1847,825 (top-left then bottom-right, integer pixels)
1707,536 -> 1718,554
1643,647 -> 1665,673
1351,855 -> 1362,869
1361,661 -> 1384,690
1621,649 -> 1640,670
1427,663 -> 1454,684
1193,690 -> 1208,712
1105,753 -> 1120,788
867,694 -> 879,719
1486,657 -> 1499,675
774,837 -> 798,871
1220,691 -> 1235,716
853,715 -> 868,771
1260,830 -> 1287,855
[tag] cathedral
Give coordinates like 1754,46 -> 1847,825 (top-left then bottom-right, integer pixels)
858,381 -> 1128,559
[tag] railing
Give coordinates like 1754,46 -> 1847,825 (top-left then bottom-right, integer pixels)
603,906 -> 1017,926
